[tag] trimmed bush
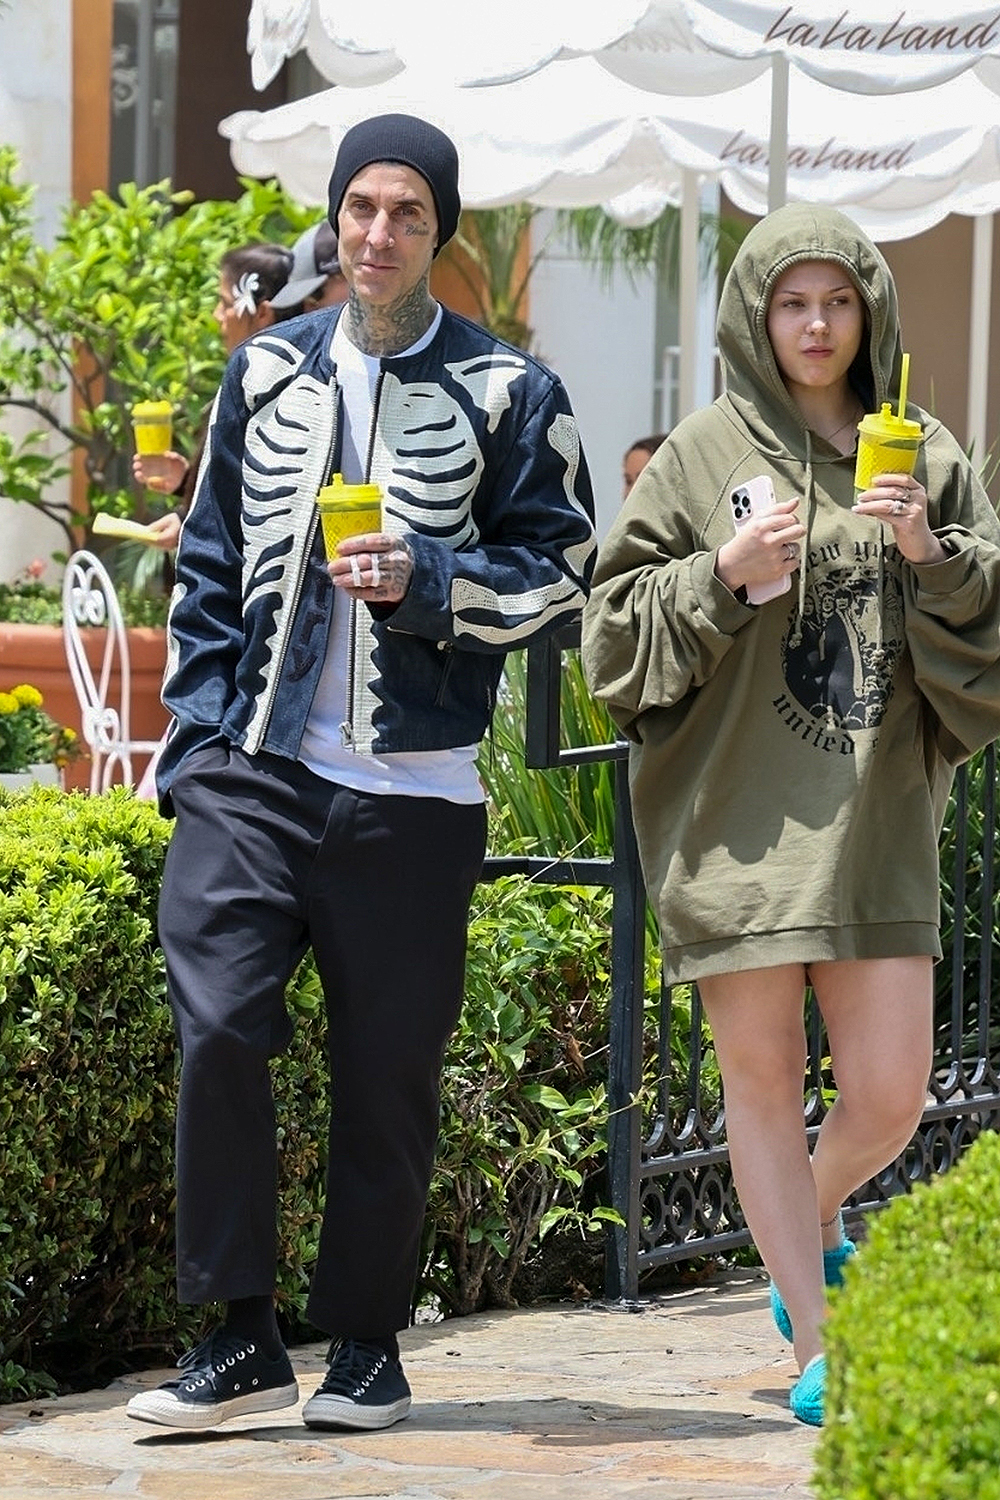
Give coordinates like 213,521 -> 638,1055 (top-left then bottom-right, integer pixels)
0,788 -> 177,1397
0,787 -> 618,1401
815,1128 -> 1000,1500
422,878 -> 615,1316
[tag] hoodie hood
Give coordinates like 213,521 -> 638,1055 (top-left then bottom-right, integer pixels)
717,203 -> 904,461
717,204 -> 908,652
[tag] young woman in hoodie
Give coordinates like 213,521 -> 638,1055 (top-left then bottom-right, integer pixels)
582,204 -> 1000,1426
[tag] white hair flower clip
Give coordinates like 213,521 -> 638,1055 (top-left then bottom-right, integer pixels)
232,271 -> 260,318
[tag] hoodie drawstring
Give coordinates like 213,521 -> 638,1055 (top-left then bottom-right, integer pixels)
790,432 -> 814,650
790,432 -> 839,736
873,524 -> 887,665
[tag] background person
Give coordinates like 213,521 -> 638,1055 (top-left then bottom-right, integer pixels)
582,203 -> 1000,1428
125,112 -> 595,1436
622,432 -> 666,501
132,241 -> 297,550
270,219 -> 348,313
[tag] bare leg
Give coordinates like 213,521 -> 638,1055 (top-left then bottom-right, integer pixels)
698,965 -> 824,1372
810,957 -> 933,1249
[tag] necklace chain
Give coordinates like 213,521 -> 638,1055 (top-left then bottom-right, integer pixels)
817,404 -> 862,445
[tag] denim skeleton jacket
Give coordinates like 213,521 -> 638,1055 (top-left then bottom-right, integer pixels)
156,304 -> 597,811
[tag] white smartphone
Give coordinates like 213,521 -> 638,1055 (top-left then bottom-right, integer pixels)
729,475 -> 792,606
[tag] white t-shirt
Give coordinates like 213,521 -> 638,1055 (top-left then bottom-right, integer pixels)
298,309 -> 485,804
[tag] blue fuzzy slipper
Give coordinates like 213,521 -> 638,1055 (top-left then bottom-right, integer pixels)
769,1228 -> 857,1342
770,1278 -> 795,1342
790,1353 -> 825,1426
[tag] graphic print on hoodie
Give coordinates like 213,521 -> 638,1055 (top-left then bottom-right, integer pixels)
780,541 -> 905,744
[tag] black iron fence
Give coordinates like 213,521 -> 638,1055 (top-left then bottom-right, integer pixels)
485,627 -> 1000,1301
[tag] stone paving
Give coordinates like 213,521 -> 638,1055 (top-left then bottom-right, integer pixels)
0,1269 -> 818,1500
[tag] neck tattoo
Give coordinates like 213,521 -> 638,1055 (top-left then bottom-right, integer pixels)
347,284 -> 437,357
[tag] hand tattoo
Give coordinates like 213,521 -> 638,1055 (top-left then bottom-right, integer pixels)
343,540 -> 414,602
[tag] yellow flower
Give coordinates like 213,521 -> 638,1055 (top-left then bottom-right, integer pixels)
0,680 -> 79,774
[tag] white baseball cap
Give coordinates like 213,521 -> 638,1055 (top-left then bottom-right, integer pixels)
270,221 -> 341,310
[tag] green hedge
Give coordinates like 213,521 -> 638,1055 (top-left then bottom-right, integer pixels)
0,790 -> 176,1398
815,1129 -> 1000,1499
0,786 -> 618,1401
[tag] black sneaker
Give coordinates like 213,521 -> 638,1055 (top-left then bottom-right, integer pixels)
125,1328 -> 299,1430
302,1338 -> 412,1431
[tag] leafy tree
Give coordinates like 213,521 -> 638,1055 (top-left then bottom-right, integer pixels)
0,147 -> 315,555
450,205 -> 543,350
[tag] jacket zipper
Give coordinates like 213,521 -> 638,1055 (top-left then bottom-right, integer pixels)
340,368 -> 386,750
434,642 -> 454,706
258,511 -> 318,749
259,376 -> 339,748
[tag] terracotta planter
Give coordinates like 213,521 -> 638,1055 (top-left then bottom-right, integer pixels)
0,622 -> 169,793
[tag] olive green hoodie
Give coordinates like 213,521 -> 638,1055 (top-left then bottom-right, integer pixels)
582,204 -> 1000,983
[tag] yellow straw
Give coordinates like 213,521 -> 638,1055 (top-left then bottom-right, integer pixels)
897,352 -> 910,419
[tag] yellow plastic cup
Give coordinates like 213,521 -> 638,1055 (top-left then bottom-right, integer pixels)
316,474 -> 383,554
131,400 -> 173,455
853,403 -> 923,494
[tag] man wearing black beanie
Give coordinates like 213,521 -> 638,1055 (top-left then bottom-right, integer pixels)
327,112 -> 461,257
128,114 -> 596,1438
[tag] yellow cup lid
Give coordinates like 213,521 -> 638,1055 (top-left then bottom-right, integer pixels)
859,402 -> 922,440
132,400 -> 173,420
317,473 -> 381,505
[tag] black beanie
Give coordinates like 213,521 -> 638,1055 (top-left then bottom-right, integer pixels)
327,113 -> 461,257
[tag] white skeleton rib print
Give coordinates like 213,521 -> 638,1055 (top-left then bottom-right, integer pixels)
239,342 -> 337,750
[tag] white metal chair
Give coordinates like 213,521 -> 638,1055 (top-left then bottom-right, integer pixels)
61,549 -> 163,794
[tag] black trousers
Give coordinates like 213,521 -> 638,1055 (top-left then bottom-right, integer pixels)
158,744 -> 486,1336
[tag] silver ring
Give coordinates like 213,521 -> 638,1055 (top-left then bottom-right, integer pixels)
782,541 -> 797,561
890,499 -> 906,516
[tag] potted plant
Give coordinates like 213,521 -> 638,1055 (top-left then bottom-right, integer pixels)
0,563 -> 170,792
0,681 -> 79,790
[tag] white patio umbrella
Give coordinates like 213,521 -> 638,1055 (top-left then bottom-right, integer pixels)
245,0 -> 731,91
242,2 -> 1000,213
677,2 -> 1000,92
603,2 -> 1000,209
246,2 -> 1000,99
223,59 -> 1000,236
